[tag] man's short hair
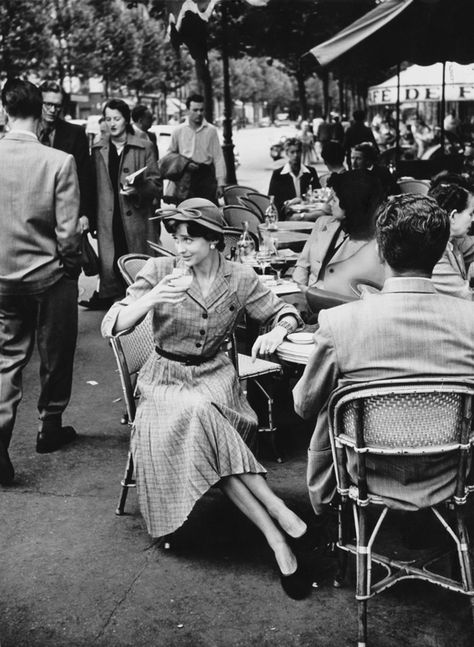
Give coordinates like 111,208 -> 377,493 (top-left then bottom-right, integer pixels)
321,141 -> 344,166
283,137 -> 302,153
1,78 -> 42,119
353,110 -> 366,122
186,93 -> 204,108
131,104 -> 150,123
39,80 -> 63,96
375,194 -> 450,275
354,141 -> 378,165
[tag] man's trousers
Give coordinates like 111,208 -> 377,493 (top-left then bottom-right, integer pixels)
0,276 -> 78,448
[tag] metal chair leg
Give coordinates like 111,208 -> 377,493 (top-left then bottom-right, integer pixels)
356,505 -> 369,647
252,377 -> 283,463
115,451 -> 135,516
334,497 -> 349,587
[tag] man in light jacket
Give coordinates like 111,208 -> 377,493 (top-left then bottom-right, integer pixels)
0,79 -> 81,484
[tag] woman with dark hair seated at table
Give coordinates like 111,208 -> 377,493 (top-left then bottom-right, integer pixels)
428,182 -> 474,300
292,170 -> 386,296
101,198 -> 315,600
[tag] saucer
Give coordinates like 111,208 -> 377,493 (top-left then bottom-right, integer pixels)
287,332 -> 314,345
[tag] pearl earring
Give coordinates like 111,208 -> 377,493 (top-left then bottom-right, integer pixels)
210,243 -> 216,249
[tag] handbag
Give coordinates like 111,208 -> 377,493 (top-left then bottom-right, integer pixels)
80,233 -> 100,276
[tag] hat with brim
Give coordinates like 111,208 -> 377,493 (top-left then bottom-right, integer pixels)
153,198 -> 225,234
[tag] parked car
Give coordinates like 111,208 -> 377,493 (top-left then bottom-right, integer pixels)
274,112 -> 291,127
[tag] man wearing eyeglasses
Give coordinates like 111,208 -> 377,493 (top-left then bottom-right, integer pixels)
39,80 -> 94,235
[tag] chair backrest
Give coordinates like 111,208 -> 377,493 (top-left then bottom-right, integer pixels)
328,378 -> 474,504
147,240 -> 177,258
223,184 -> 258,206
117,254 -> 152,286
223,205 -> 261,242
109,314 -> 155,422
238,196 -> 265,222
244,192 -> 271,219
397,178 -> 430,195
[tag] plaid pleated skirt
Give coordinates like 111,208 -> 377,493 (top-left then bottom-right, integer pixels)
132,350 -> 266,537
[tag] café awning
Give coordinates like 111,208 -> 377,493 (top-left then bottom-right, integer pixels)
368,62 -> 474,105
305,0 -> 474,77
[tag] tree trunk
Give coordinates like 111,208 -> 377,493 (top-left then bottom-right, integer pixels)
195,58 -> 214,123
296,62 -> 307,120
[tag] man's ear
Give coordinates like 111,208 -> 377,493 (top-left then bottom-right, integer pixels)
375,240 -> 385,263
449,209 -> 457,222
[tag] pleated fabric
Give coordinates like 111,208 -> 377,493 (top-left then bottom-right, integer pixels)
132,350 -> 266,537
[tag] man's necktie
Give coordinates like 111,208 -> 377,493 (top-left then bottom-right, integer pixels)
40,129 -> 51,146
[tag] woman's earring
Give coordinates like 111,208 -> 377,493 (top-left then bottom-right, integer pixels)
210,243 -> 216,249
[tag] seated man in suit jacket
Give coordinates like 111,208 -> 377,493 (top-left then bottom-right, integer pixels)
39,80 -> 95,234
268,137 -> 320,219
293,194 -> 474,517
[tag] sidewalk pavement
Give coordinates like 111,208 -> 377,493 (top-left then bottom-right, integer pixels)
1,296 -> 473,647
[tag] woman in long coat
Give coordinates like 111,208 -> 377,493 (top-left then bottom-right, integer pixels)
84,99 -> 161,309
102,198 -> 314,600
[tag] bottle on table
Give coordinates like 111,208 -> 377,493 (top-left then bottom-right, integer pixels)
237,221 -> 256,263
264,195 -> 279,231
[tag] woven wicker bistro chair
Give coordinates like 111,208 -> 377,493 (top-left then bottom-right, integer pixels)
109,254 -> 284,514
223,184 -> 258,206
396,178 -> 431,195
327,378 -> 474,647
223,205 -> 262,243
238,195 -> 266,222
242,192 -> 271,220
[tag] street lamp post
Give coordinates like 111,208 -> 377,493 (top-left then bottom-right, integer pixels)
220,2 -> 236,185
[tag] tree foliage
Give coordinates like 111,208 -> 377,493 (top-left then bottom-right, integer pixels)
0,0 -> 52,78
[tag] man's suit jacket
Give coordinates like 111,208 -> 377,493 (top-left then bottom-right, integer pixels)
0,131 -> 81,292
53,119 -> 95,219
292,216 -> 385,295
293,277 -> 474,514
268,165 -> 320,217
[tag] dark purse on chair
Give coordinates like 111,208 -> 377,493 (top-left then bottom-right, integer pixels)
81,233 -> 100,276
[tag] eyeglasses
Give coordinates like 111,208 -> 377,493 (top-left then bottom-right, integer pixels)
43,102 -> 62,111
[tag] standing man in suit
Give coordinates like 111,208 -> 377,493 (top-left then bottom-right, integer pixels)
0,79 -> 81,485
131,104 -> 159,160
39,80 -> 94,235
268,138 -> 320,219
293,194 -> 474,517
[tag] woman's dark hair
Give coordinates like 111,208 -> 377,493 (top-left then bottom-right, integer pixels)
164,220 -> 225,252
375,194 -> 449,275
428,182 -> 470,214
102,99 -> 134,135
327,169 -> 385,239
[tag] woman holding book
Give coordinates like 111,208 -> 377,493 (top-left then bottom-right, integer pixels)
83,99 -> 161,310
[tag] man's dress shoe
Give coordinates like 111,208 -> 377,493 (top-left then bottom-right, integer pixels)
36,426 -> 77,454
78,291 -> 114,311
0,440 -> 14,485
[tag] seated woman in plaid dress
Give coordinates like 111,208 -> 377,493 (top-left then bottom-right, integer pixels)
102,198 -> 314,600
